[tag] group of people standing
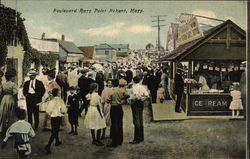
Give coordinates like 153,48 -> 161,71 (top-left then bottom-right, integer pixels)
0,62 -> 172,158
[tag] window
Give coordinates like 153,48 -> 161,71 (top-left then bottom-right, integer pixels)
105,50 -> 109,55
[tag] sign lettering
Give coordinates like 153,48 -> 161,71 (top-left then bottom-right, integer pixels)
176,17 -> 204,46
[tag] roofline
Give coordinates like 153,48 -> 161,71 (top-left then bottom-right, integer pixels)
162,19 -> 245,62
178,20 -> 245,61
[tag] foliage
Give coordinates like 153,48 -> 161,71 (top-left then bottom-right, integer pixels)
0,5 -> 59,78
145,43 -> 154,51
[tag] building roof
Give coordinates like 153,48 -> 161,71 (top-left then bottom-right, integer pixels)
29,37 -> 59,53
45,39 -> 83,54
159,20 -> 246,62
78,46 -> 95,59
95,43 -> 129,50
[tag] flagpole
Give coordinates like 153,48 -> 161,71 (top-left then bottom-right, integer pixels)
181,13 -> 225,23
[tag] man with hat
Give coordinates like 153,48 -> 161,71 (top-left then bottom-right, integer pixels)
173,68 -> 184,113
23,70 -> 45,130
239,61 -> 246,119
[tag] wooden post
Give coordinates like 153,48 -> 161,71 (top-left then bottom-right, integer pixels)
226,23 -> 231,49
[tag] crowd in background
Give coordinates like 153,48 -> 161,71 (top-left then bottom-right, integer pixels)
0,51 -> 174,158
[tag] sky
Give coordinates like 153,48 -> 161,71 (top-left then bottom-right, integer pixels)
2,0 -> 247,49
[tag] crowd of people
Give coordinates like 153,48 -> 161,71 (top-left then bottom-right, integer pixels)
0,56 -> 173,158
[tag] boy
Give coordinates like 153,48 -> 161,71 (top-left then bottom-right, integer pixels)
2,108 -> 35,159
67,86 -> 80,135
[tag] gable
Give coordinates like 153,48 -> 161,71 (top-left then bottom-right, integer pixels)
180,21 -> 246,61
231,27 -> 245,40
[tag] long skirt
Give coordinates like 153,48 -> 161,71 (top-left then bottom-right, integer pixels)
103,103 -> 111,126
0,95 -> 16,133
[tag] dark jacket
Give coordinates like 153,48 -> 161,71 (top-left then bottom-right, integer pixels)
125,70 -> 133,83
173,73 -> 184,94
147,74 -> 158,92
23,79 -> 45,103
78,76 -> 95,98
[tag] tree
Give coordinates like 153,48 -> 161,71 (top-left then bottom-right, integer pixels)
145,43 -> 154,51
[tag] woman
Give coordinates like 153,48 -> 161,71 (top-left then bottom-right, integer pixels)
84,83 -> 106,146
100,79 -> 112,139
43,69 -> 62,130
0,70 -> 18,135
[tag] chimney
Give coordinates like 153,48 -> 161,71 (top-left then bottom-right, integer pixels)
41,32 -> 45,40
61,34 -> 65,41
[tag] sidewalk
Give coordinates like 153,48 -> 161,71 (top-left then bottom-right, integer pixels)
152,100 -> 188,121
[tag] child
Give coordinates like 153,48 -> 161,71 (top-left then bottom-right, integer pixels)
84,83 -> 106,146
157,84 -> 165,103
45,88 -> 67,154
67,86 -> 80,135
229,83 -> 244,118
1,108 -> 35,159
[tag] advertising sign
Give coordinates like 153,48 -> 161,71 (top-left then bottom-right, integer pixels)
176,17 -> 204,46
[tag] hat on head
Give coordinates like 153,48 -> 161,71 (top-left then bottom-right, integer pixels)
28,70 -> 38,76
81,68 -> 89,74
88,72 -> 93,76
240,61 -> 246,67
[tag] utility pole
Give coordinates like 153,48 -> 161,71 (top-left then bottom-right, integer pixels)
152,15 -> 166,51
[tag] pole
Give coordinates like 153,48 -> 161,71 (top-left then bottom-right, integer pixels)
151,15 -> 166,51
181,13 -> 225,22
158,16 -> 160,51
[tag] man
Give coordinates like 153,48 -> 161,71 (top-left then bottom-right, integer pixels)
130,76 -> 149,144
147,70 -> 158,103
107,79 -> 126,148
78,68 -> 93,115
23,70 -> 45,130
173,69 -> 184,113
125,66 -> 133,84
239,61 -> 246,120
56,68 -> 69,102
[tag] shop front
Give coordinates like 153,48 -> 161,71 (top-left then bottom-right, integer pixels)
159,20 -> 246,116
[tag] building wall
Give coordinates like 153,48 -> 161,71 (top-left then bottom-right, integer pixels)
6,44 -> 24,87
95,49 -> 111,61
66,53 -> 84,63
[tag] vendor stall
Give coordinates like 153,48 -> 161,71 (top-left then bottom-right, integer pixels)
159,20 -> 246,116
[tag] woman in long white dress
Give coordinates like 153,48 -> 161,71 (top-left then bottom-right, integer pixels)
0,70 -> 18,135
84,83 -> 106,146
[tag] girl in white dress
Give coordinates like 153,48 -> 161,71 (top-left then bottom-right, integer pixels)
229,83 -> 243,118
84,83 -> 106,146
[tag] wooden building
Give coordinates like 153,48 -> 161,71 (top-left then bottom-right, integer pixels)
158,20 -> 246,116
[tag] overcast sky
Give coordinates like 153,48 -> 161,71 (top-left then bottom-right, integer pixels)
2,0 -> 247,49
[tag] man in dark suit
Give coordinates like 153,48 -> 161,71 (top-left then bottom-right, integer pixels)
78,69 -> 94,115
147,70 -> 158,103
173,69 -> 184,113
23,70 -> 45,130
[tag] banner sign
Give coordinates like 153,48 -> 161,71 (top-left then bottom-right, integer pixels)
176,17 -> 204,46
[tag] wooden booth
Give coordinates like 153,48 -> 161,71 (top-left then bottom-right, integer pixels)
159,20 -> 246,116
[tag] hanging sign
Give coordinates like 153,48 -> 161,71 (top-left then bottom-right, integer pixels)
176,17 -> 204,46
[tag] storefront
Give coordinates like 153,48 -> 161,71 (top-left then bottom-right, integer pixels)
159,20 -> 246,116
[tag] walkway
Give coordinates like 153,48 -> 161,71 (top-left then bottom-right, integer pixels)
152,100 -> 188,121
